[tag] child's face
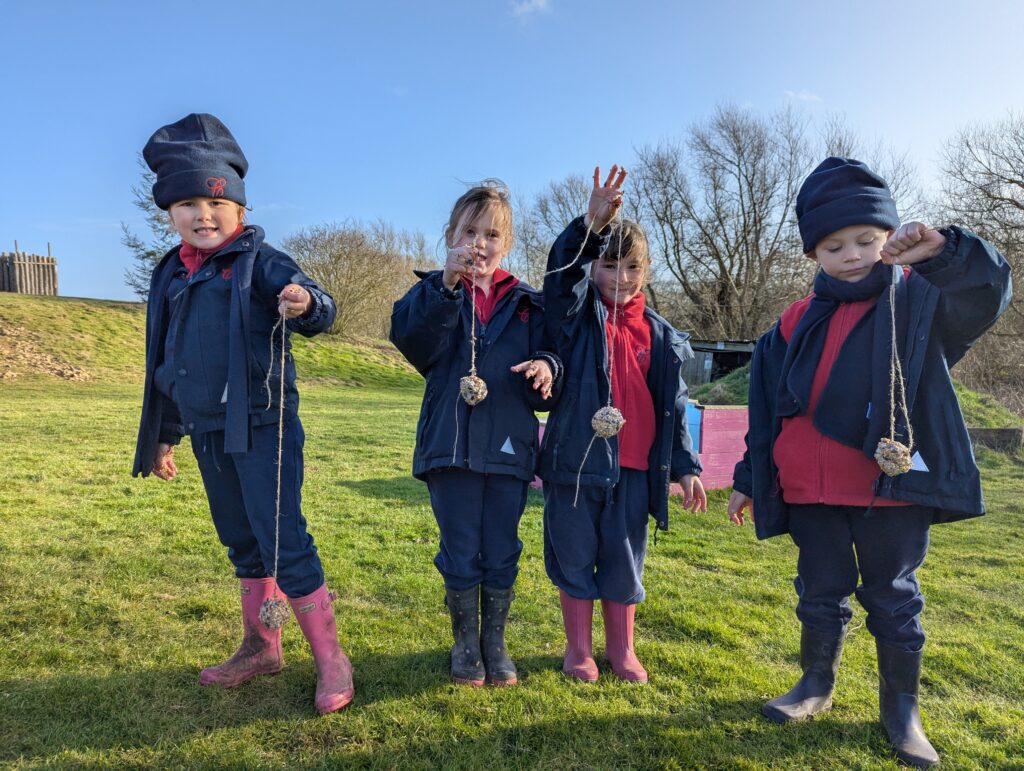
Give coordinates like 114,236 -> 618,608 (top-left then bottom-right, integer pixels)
593,252 -> 647,305
449,207 -> 510,281
169,197 -> 243,250
811,225 -> 892,282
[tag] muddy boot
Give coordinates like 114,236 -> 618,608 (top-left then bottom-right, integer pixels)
200,577 -> 283,687
445,586 -> 485,687
481,585 -> 518,686
560,590 -> 598,682
601,599 -> 648,683
290,585 -> 355,714
762,626 -> 845,723
877,640 -> 940,768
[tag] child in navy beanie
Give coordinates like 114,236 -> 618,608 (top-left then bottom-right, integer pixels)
729,156 -> 1011,767
132,113 -> 354,714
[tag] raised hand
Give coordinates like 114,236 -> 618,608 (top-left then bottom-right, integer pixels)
442,244 -> 482,290
584,165 -> 628,232
880,222 -> 946,266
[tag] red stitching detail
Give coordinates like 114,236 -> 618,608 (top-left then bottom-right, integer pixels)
206,177 -> 227,197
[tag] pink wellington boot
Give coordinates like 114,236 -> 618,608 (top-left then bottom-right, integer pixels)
290,584 -> 355,714
560,590 -> 599,682
200,577 -> 284,687
601,599 -> 648,683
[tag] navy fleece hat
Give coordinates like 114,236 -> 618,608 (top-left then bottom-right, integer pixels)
143,113 -> 248,210
796,157 -> 899,253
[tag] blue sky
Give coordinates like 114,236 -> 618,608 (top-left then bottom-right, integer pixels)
2,0 -> 1023,301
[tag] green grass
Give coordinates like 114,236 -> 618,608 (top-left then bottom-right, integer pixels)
1,294 -> 1022,768
1,377 -> 1022,768
691,364 -> 751,406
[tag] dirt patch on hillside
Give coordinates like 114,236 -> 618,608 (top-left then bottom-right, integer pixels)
0,322 -> 91,381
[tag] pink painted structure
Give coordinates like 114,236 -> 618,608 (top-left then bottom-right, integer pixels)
532,403 -> 749,493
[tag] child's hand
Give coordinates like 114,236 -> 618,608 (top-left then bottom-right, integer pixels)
152,442 -> 178,481
727,490 -> 753,526
881,223 -> 946,266
585,165 -> 628,232
278,284 -> 312,318
680,474 -> 708,513
511,359 -> 554,400
442,245 -> 482,290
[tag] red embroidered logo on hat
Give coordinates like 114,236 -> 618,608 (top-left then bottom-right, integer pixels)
206,177 -> 227,197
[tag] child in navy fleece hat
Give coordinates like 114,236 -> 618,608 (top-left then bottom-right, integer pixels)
729,157 -> 1012,767
132,113 -> 354,714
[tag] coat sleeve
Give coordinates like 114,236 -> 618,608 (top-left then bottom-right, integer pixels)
543,217 -> 609,350
389,271 -> 462,375
253,248 -> 337,337
670,338 -> 702,480
732,324 -> 784,498
912,227 -> 1013,367
523,299 -> 564,411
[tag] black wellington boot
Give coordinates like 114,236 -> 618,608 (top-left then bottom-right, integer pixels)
762,626 -> 845,723
481,585 -> 518,686
445,587 -> 485,687
877,640 -> 940,768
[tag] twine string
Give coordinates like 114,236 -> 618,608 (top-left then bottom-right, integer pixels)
887,262 -> 914,451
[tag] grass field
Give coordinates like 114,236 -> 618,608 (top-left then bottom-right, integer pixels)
1,295 -> 1023,769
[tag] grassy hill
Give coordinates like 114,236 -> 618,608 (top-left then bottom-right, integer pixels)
0,293 -> 420,388
1,293 -> 1023,768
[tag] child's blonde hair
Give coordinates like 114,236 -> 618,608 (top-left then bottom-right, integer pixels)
444,179 -> 514,250
600,219 -> 651,283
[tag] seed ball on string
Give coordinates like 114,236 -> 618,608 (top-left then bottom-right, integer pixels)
875,438 -> 913,477
592,406 -> 626,438
259,597 -> 290,629
460,375 -> 488,405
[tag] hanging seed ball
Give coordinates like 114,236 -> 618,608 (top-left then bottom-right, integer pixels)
592,406 -> 626,438
460,375 -> 488,405
259,597 -> 290,629
875,438 -> 913,476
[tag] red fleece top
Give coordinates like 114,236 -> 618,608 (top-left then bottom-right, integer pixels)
773,283 -> 910,507
602,293 -> 655,470
460,267 -> 519,324
178,225 -> 244,277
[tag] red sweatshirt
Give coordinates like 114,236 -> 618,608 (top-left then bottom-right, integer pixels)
772,286 -> 910,507
461,267 -> 519,324
602,293 -> 656,470
178,225 -> 245,277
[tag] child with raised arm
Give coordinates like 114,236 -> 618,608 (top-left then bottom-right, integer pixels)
133,113 -> 353,714
390,181 -> 561,687
729,157 -> 1011,767
540,166 -> 706,684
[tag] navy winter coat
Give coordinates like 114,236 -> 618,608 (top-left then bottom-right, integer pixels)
733,227 -> 1013,540
390,270 -> 560,483
133,226 -> 335,477
538,217 -> 702,531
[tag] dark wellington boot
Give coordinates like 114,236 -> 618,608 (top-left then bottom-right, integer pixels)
877,640 -> 940,768
445,587 -> 485,687
480,585 -> 518,686
762,626 -> 845,723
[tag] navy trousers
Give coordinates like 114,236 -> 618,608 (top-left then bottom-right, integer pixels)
543,468 -> 650,604
192,413 -> 324,598
788,503 -> 933,652
425,468 -> 528,591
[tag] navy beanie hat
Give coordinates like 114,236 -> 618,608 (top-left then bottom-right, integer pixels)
796,157 -> 899,253
143,113 -> 248,210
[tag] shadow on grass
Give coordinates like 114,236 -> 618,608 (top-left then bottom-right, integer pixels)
333,475 -> 431,506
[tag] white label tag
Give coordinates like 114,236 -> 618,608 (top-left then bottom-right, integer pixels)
910,451 -> 929,472
220,383 -> 229,404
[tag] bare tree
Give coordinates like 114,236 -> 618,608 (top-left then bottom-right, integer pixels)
935,112 -> 1024,414
122,155 -> 177,300
510,175 -> 592,287
285,220 -> 431,338
632,105 -> 815,339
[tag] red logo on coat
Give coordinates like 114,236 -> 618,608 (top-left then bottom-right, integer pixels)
518,306 -> 530,324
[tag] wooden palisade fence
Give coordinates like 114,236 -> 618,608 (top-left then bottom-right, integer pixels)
0,241 -> 58,295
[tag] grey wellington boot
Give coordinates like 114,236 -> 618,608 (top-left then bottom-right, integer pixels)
762,626 -> 845,723
480,585 -> 518,686
877,640 -> 940,768
444,586 -> 485,687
